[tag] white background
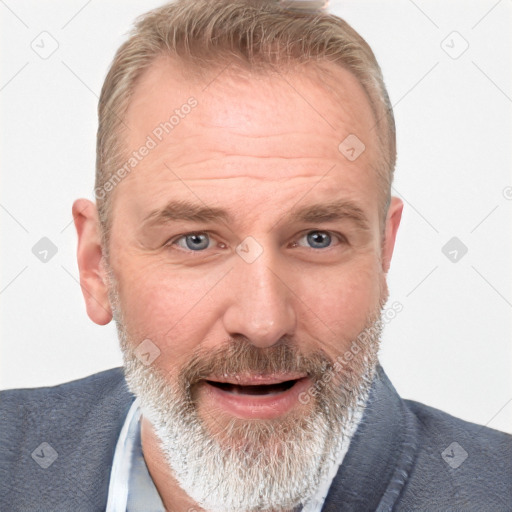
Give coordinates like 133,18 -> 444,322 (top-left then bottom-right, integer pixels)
1,0 -> 511,434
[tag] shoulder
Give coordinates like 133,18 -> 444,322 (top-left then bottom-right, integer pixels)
398,398 -> 512,509
404,398 -> 512,468
0,367 -> 133,445
0,367 -> 129,423
0,368 -> 135,510
406,397 -> 511,449
0,365 -> 127,397
1,366 -> 128,397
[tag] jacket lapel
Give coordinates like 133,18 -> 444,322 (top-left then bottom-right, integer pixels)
322,364 -> 419,511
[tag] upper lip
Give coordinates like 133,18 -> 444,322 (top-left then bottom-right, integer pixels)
205,373 -> 307,386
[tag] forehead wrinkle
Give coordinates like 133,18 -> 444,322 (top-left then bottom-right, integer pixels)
132,159 -> 345,185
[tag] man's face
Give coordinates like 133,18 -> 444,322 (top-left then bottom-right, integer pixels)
87,57 -> 401,511
110,57 -> 389,375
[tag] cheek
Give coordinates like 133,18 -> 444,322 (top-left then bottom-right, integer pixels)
115,263 -> 224,369
296,259 -> 383,353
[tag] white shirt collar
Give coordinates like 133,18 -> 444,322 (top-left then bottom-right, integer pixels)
106,398 -> 165,512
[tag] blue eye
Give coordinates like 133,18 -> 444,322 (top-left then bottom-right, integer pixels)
299,231 -> 333,249
176,233 -> 210,251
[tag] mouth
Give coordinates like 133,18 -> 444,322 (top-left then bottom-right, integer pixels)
199,374 -> 311,419
205,378 -> 300,396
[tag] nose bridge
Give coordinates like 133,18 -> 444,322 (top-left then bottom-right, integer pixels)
223,249 -> 296,348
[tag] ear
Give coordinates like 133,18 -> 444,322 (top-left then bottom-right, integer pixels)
72,199 -> 113,325
381,196 -> 403,273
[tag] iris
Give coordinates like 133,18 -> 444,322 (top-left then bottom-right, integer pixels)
307,231 -> 331,249
184,233 -> 209,250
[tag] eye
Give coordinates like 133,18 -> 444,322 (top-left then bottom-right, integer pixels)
175,233 -> 211,251
297,230 -> 336,249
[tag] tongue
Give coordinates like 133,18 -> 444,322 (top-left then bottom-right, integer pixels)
208,380 -> 296,395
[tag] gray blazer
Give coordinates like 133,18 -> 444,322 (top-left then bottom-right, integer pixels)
1,365 -> 511,511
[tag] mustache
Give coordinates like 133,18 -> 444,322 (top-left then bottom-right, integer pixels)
175,336 -> 334,390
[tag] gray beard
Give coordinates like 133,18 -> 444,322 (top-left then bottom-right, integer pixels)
109,272 -> 382,511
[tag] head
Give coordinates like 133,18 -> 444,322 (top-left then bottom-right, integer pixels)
73,1 -> 402,511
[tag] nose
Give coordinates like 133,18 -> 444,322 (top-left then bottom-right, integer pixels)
221,251 -> 297,349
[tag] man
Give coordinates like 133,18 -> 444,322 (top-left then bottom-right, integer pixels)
1,0 -> 510,511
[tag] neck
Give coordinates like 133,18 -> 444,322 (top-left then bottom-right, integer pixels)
140,416 -> 205,512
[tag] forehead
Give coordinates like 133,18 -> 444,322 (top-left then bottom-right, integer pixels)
109,56 -> 382,230
124,55 -> 377,152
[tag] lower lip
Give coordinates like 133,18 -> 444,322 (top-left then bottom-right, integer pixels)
200,378 -> 312,420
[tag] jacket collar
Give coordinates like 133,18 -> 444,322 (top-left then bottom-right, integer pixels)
322,364 -> 419,511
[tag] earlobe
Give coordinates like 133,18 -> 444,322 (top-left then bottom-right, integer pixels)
72,199 -> 113,325
382,196 -> 403,273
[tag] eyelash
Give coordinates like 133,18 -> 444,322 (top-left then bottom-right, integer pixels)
165,230 -> 348,252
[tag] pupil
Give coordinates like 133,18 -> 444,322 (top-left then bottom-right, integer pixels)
307,231 -> 330,248
186,234 -> 209,250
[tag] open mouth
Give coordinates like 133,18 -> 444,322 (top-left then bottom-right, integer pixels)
200,375 -> 311,418
205,378 -> 302,396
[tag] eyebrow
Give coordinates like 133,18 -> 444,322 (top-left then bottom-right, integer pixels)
143,200 -> 232,226
291,200 -> 370,230
142,199 -> 370,230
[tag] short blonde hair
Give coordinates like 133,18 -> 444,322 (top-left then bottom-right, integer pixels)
96,0 -> 396,250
